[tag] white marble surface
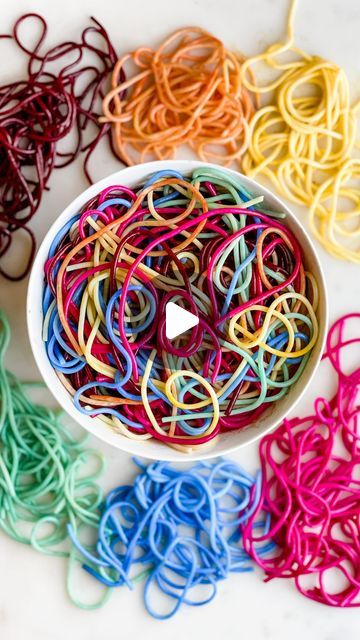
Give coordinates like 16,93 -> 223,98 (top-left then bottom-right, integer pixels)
1,0 -> 360,638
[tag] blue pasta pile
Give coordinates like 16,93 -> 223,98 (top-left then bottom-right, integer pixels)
68,457 -> 271,619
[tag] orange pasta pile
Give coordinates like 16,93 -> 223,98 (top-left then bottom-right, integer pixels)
100,28 -> 257,165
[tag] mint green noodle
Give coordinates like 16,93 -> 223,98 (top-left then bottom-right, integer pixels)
191,167 -> 287,218
0,310 -> 110,609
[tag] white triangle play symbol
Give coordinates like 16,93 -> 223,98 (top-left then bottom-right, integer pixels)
165,301 -> 199,340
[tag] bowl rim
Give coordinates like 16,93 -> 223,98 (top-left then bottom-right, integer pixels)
27,160 -> 329,462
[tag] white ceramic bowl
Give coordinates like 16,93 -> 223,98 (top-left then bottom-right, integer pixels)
27,161 -> 328,461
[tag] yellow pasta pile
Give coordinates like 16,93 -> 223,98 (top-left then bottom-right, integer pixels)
240,0 -> 360,263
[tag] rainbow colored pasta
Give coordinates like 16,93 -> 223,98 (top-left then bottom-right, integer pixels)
42,166 -> 319,452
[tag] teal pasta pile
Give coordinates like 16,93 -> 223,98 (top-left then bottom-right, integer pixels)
0,310 -> 108,608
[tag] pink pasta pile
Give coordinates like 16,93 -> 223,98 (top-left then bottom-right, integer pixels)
242,313 -> 360,607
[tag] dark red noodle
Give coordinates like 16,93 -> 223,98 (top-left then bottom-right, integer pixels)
0,14 -> 125,281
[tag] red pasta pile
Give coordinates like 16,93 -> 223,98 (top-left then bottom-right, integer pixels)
242,313 -> 360,607
0,14 -> 122,280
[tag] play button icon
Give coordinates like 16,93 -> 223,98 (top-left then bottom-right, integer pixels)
165,301 -> 199,340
